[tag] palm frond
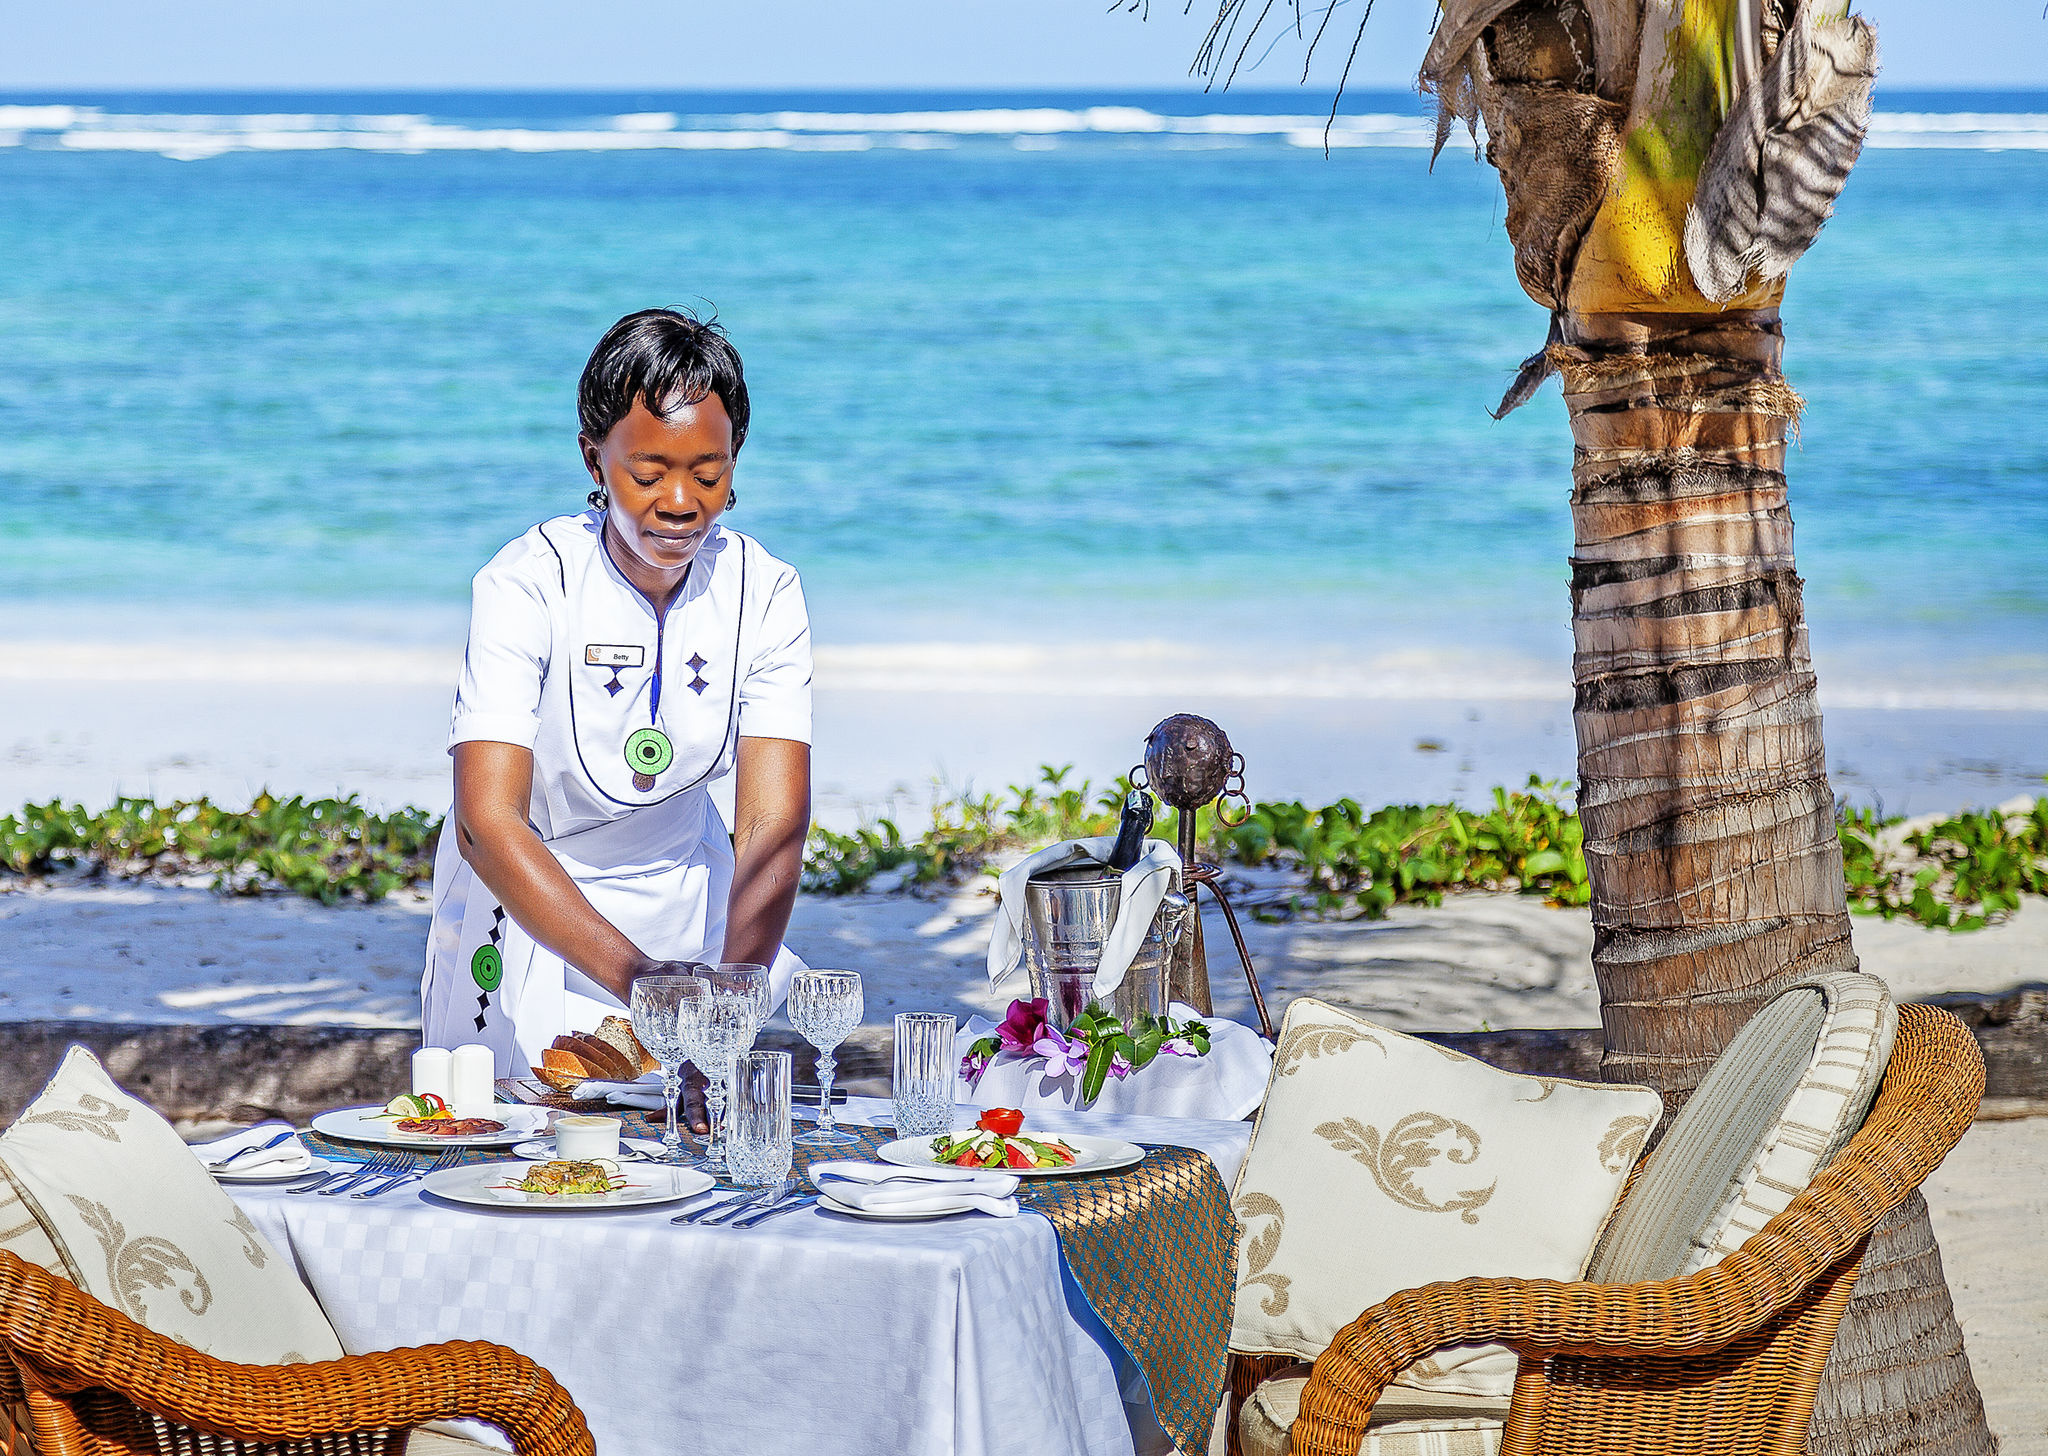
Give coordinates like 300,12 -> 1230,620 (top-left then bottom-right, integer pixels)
1684,0 -> 1879,303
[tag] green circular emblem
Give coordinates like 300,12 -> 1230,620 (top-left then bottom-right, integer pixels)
625,727 -> 675,777
469,945 -> 503,993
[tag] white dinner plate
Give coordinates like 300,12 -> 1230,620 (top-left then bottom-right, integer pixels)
208,1155 -> 338,1184
816,1194 -> 981,1221
310,1105 -> 549,1149
512,1137 -> 666,1162
875,1130 -> 1145,1178
420,1160 -> 714,1211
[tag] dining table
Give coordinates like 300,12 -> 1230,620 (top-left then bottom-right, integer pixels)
227,1096 -> 1251,1456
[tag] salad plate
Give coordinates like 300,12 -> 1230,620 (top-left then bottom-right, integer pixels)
311,1104 -> 548,1149
876,1129 -> 1144,1178
421,1159 -> 713,1211
211,1155 -> 339,1184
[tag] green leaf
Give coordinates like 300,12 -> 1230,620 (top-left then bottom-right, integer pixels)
1080,1040 -> 1118,1104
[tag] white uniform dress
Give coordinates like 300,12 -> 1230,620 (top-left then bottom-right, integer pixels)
421,510 -> 812,1077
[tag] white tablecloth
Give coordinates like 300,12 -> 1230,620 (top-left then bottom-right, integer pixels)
232,1098 -> 1251,1456
956,1009 -> 1273,1122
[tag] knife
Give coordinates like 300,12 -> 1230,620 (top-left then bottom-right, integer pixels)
731,1192 -> 819,1228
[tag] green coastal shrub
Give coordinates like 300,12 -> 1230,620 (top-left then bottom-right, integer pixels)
3,773 -> 2041,933
1838,798 -> 2048,931
0,794 -> 438,905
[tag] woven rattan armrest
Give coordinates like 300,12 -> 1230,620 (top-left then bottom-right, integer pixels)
0,1249 -> 593,1456
1285,1004 -> 1983,1456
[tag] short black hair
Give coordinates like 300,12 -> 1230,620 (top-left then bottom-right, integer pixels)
577,307 -> 750,452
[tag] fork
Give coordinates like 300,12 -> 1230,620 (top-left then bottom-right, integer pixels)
316,1152 -> 408,1196
697,1177 -> 794,1228
352,1148 -> 458,1199
205,1128 -> 298,1171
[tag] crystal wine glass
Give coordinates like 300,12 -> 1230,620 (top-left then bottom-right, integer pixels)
694,964 -> 769,1175
790,970 -> 864,1146
630,975 -> 709,1166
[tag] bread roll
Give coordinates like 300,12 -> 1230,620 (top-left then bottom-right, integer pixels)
537,1044 -> 606,1091
561,1032 -> 634,1082
595,1015 -> 658,1075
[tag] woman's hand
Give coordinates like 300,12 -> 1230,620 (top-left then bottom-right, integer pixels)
628,958 -> 713,1136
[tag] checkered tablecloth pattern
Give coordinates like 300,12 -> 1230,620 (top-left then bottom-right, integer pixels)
288,1097 -> 1245,1449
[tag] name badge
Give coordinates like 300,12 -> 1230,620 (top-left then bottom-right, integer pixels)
585,644 -> 645,668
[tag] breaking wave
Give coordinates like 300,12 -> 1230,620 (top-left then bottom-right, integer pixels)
2,103 -> 2041,159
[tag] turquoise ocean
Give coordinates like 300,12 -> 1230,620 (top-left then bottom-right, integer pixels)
1,89 -> 2044,716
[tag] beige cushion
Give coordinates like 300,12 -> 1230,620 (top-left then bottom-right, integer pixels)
1230,999 -> 1663,1398
1586,972 -> 1895,1283
0,1046 -> 345,1365
0,1157 -> 68,1278
1241,1378 -> 1507,1456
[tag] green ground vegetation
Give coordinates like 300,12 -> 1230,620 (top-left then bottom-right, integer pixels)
2,770 -> 2042,932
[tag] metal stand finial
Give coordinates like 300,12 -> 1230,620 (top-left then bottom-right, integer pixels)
1133,714 -> 1274,1039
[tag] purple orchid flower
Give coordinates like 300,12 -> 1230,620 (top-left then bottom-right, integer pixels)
1033,1024 -> 1090,1078
960,1046 -> 994,1085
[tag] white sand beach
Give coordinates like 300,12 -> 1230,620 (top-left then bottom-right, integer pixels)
4,637 -> 2046,827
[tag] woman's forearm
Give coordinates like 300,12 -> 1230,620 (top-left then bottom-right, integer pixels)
722,809 -> 805,970
451,741 -> 655,1002
722,736 -> 812,971
456,806 -> 656,1002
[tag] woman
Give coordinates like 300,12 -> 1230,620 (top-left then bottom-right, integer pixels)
421,308 -> 811,1081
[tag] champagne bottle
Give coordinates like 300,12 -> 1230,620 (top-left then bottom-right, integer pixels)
1106,788 -> 1156,871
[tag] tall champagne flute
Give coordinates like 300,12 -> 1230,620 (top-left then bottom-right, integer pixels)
790,970 -> 864,1146
630,975 -> 708,1166
696,964 -> 768,1175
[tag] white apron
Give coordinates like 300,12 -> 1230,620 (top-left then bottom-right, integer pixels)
421,514 -> 811,1077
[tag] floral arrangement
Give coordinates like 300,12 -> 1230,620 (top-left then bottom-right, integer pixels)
961,997 -> 1212,1104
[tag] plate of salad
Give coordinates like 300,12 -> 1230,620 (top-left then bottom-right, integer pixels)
876,1108 -> 1144,1178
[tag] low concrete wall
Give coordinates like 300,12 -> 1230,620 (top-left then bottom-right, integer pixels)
0,987 -> 2038,1126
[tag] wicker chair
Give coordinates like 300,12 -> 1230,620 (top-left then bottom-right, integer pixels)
1236,1002 -> 1985,1456
0,1247 -> 594,1456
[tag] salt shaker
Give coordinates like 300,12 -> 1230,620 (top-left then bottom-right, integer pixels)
449,1044 -> 496,1118
411,1046 -> 453,1106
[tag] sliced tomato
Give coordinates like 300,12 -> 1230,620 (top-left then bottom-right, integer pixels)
1004,1141 -> 1033,1169
976,1108 -> 1024,1137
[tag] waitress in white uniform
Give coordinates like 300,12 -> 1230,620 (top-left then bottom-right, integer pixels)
422,308 -> 811,1082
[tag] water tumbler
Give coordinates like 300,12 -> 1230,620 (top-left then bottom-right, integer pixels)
892,1012 -> 957,1138
728,1050 -> 792,1187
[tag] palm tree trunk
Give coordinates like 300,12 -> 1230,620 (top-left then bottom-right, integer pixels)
1560,306 -> 1993,1456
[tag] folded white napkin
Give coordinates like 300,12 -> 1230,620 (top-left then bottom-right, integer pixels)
188,1123 -> 313,1176
568,1073 -> 664,1109
987,836 -> 1181,998
806,1160 -> 1020,1217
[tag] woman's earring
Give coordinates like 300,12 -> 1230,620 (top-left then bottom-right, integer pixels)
587,486 -> 608,510
724,490 -> 738,511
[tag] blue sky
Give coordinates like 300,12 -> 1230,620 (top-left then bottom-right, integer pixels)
1,0 -> 2042,92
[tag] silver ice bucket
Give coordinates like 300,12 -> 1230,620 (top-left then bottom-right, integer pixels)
1023,863 -> 1188,1030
